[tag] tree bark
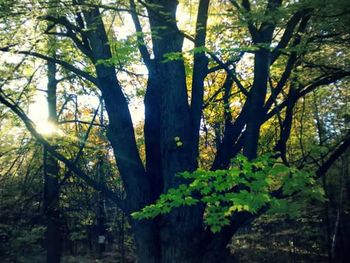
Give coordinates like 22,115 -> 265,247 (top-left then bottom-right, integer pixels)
243,49 -> 271,160
144,1 -> 207,261
43,40 -> 62,263
79,6 -> 160,261
43,146 -> 61,263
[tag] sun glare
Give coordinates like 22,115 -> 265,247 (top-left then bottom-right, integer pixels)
35,121 -> 61,136
28,92 -> 63,136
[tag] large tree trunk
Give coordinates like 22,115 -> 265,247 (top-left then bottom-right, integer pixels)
145,1 -> 206,262
79,6 -> 161,261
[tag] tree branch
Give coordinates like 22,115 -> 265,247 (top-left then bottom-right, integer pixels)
241,0 -> 259,42
0,92 -> 126,211
129,0 -> 152,66
271,9 -> 311,63
190,0 -> 210,155
207,52 -> 249,96
60,102 -> 101,186
0,47 -> 99,86
265,71 -> 350,121
315,131 -> 350,178
40,15 -> 84,34
58,119 -> 106,128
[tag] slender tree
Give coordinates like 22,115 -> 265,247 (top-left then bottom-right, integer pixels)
42,18 -> 62,262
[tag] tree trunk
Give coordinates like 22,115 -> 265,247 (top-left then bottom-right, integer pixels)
79,7 -> 161,261
97,160 -> 106,256
144,67 -> 163,199
43,50 -> 61,263
43,147 -> 61,263
243,49 -> 271,159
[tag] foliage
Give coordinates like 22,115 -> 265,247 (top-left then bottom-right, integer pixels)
132,153 -> 324,232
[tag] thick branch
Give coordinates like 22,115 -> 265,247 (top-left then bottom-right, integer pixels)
271,9 -> 311,63
241,0 -> 259,42
264,52 -> 297,111
41,15 -> 84,34
0,47 -> 99,85
315,131 -> 350,179
129,0 -> 152,66
24,51 -> 98,84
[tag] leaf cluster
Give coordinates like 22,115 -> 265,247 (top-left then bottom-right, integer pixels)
132,153 -> 324,232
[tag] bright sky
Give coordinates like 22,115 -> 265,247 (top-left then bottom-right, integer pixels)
28,83 -> 145,135
6,2 -> 194,135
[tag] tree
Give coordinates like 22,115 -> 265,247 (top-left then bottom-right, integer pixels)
1,0 -> 350,262
42,5 -> 62,262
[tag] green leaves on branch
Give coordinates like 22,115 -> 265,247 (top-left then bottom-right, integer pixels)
132,153 -> 324,233
132,184 -> 198,219
161,46 -> 209,62
96,37 -> 138,67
